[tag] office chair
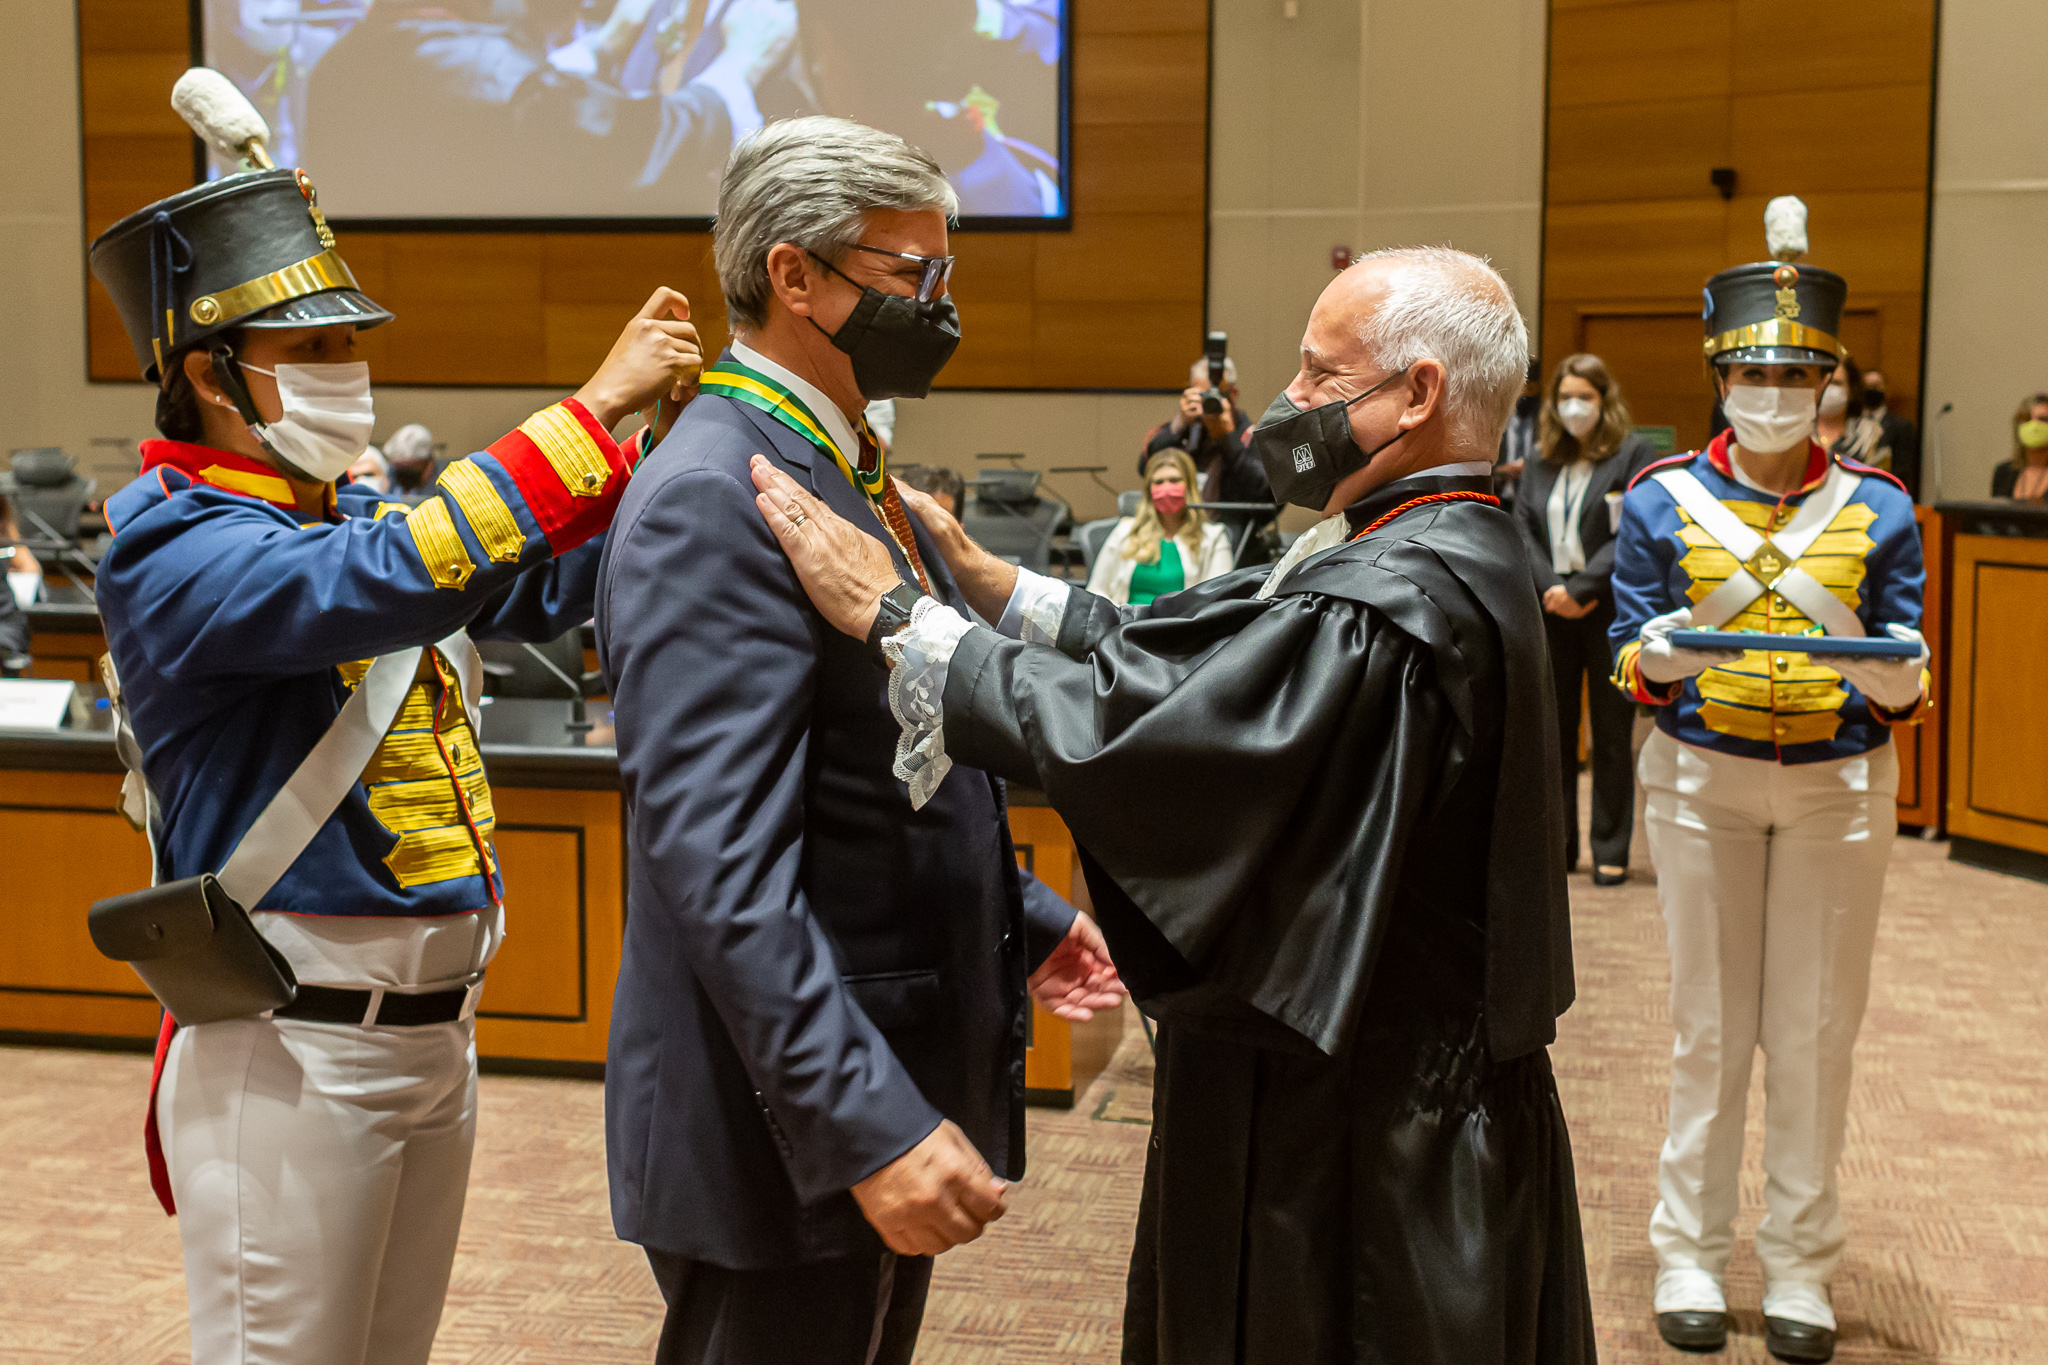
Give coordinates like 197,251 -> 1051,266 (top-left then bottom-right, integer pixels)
961,468 -> 1070,575
476,629 -> 603,700
1075,517 -> 1121,573
7,449 -> 97,545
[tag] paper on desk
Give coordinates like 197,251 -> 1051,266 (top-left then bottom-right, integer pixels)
0,678 -> 75,730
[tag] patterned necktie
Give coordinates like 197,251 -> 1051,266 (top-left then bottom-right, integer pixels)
860,424 -> 933,596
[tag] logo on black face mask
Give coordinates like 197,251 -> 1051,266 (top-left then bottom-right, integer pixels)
1292,444 -> 1315,473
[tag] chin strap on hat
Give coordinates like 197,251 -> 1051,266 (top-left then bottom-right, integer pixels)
207,343 -> 320,483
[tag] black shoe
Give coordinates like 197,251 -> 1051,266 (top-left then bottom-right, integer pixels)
1657,1311 -> 1728,1352
1593,865 -> 1629,886
1765,1317 -> 1835,1362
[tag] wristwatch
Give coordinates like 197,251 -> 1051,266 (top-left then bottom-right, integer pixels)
866,580 -> 928,652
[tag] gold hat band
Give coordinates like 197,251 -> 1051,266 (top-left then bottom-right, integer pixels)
186,248 -> 360,328
1704,317 -> 1843,361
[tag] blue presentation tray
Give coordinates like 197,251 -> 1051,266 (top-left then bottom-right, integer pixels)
1671,630 -> 1920,659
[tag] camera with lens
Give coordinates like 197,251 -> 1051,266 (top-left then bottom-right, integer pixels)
1200,331 -> 1229,416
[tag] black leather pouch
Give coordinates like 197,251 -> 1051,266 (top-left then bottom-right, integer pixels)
88,874 -> 298,1025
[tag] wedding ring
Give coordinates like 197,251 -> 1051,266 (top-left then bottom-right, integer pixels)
791,513 -> 810,528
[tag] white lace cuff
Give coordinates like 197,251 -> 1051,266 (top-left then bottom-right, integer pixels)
882,597 -> 975,810
995,566 -> 1069,644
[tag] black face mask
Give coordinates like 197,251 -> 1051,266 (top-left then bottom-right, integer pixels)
1249,368 -> 1409,511
807,253 -> 962,400
1864,390 -> 1885,410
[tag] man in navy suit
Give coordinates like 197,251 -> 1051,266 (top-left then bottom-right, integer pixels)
595,116 -> 1122,1364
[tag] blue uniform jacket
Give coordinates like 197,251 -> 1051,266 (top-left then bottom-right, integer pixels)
1608,432 -> 1927,765
97,400 -> 637,918
596,370 -> 1074,1268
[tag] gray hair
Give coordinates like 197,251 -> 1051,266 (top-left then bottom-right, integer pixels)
1189,356 -> 1238,386
714,117 -> 960,331
1352,246 -> 1529,454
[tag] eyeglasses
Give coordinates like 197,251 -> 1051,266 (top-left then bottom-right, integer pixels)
811,244 -> 956,303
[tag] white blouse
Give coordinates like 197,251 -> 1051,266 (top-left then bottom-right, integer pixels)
1084,518 -> 1236,605
1546,459 -> 1597,575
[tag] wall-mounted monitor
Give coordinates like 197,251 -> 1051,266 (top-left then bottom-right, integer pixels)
194,0 -> 1069,230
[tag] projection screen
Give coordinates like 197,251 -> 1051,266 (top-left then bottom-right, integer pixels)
197,0 -> 1069,227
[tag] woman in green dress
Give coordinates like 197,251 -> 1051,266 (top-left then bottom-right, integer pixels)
1086,448 -> 1236,605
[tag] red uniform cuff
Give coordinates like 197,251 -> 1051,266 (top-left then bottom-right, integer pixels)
1869,684 -> 1930,727
487,399 -> 633,555
1615,640 -> 1681,706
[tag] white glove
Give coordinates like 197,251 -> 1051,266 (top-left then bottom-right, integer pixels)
1635,607 -> 1726,684
1827,623 -> 1928,712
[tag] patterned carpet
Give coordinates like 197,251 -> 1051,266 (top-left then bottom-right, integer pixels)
3,833 -> 2044,1363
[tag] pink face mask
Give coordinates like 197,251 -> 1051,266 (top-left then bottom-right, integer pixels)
1151,483 -> 1188,516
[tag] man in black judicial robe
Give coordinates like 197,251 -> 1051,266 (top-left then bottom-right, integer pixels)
746,249 -> 1597,1363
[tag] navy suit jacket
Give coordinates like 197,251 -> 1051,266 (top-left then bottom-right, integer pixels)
596,371 -> 1072,1267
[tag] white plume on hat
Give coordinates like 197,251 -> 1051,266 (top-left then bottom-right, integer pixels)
171,68 -> 272,168
1763,196 -> 1808,261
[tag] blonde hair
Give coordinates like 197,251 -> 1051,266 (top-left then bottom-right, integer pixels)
1121,449 -> 1206,566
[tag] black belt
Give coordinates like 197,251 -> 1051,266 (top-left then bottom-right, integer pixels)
275,982 -> 476,1027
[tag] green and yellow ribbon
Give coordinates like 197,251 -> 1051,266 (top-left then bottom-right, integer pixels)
699,359 -> 886,502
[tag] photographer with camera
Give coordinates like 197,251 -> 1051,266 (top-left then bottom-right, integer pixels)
1141,336 -> 1274,561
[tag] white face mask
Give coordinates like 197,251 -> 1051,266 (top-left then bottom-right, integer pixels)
1555,396 -> 1600,441
1722,384 -> 1816,455
1819,382 -> 1849,417
239,361 -> 375,483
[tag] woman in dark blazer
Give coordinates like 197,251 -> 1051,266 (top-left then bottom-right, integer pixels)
1517,353 -> 1660,885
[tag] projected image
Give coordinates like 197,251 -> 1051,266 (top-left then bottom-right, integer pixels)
199,0 -> 1066,223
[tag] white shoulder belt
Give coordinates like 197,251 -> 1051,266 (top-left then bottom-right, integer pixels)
1650,466 -> 1864,637
111,631 -> 481,909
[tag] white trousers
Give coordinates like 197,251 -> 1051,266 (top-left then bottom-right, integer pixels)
158,1015 -> 479,1365
1642,729 -> 1896,1301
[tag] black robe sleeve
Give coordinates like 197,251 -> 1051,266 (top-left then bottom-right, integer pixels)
945,576 -> 1476,1058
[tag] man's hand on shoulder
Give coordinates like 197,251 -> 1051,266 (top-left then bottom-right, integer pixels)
851,1119 -> 1008,1256
749,456 -> 901,637
574,287 -> 704,433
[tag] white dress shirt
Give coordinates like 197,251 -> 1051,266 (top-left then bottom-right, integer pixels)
732,339 -> 864,465
1546,458 -> 1596,574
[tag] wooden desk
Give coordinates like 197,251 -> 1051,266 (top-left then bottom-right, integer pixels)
23,600 -> 106,684
1937,501 -> 2048,881
0,701 -> 1122,1092
0,695 -> 625,1068
1008,792 -> 1124,1109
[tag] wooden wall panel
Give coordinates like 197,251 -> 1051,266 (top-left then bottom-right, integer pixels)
1541,0 -> 1937,445
77,0 -> 1208,393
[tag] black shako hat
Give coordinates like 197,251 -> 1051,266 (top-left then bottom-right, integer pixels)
89,167 -> 391,382
1702,260 -> 1846,370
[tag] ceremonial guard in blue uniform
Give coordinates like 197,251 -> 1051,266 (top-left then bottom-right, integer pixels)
1609,201 -> 1929,1362
86,73 -> 699,1365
